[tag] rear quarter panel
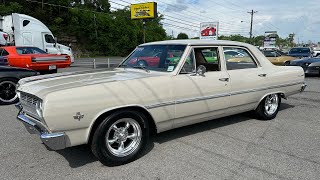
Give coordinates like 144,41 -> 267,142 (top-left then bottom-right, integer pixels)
265,65 -> 305,97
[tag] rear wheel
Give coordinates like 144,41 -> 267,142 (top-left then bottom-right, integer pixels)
91,110 -> 149,166
0,78 -> 19,105
255,93 -> 281,120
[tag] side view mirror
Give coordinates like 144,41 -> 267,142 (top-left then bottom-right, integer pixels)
196,65 -> 206,77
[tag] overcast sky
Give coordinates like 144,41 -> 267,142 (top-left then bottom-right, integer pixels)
110,0 -> 320,43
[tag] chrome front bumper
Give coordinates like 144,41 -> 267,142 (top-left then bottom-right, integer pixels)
300,83 -> 307,92
16,103 -> 66,150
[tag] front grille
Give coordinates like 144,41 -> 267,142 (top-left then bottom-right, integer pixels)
20,93 -> 39,106
19,92 -> 40,119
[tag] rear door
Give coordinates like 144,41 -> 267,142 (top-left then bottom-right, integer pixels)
223,46 -> 269,111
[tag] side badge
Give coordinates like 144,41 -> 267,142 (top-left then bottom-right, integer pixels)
73,112 -> 84,121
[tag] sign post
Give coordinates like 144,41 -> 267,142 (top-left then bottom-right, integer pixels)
264,31 -> 277,49
131,2 -> 157,43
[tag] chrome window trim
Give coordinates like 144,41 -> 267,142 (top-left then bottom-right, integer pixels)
145,81 -> 304,109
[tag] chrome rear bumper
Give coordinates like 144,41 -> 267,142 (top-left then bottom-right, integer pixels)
16,103 -> 66,150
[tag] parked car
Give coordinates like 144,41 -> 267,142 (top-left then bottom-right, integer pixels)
286,57 -> 320,76
0,46 -> 71,74
0,66 -> 38,104
287,47 -> 312,58
262,50 -> 296,65
313,50 -> 320,57
15,40 -> 306,166
224,49 -> 245,57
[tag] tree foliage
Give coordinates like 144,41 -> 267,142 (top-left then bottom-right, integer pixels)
177,33 -> 189,39
1,0 -> 167,56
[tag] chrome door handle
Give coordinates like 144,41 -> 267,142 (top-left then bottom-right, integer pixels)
219,78 -> 229,82
258,74 -> 267,77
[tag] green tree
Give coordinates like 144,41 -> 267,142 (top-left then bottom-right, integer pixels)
177,33 -> 189,39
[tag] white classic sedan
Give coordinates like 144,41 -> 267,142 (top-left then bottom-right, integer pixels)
15,40 -> 306,165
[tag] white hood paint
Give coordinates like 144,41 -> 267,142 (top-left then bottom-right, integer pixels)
18,69 -> 163,98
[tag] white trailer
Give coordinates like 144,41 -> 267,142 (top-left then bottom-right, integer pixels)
0,13 -> 74,62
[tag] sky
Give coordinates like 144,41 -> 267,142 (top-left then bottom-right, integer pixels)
110,0 -> 320,43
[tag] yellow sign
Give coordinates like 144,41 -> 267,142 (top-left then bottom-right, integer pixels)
131,2 -> 157,19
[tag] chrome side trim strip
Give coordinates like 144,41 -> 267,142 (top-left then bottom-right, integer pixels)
175,93 -> 230,104
145,101 -> 175,109
230,81 -> 304,96
145,81 -> 304,109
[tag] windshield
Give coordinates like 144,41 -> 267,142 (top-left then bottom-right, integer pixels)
121,45 -> 186,72
16,47 -> 47,54
289,48 -> 310,54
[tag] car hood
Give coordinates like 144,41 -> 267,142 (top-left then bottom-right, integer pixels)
17,69 -> 162,99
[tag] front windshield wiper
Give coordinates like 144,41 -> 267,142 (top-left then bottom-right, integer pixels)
133,66 -> 150,73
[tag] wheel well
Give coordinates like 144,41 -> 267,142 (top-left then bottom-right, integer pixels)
88,106 -> 157,145
0,77 -> 19,83
255,92 -> 284,110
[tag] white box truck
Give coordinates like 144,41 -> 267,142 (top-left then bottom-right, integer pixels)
0,13 -> 74,62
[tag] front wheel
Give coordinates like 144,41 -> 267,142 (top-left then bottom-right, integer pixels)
254,94 -> 281,120
91,110 -> 149,166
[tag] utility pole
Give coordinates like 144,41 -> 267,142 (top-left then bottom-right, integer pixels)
248,10 -> 258,40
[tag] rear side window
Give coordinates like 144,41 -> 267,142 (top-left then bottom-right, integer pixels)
0,48 -> 9,56
224,47 -> 257,70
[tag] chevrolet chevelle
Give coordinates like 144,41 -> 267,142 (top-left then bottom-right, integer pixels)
15,40 -> 306,165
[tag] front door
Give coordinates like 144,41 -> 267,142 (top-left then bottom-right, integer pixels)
173,46 -> 231,128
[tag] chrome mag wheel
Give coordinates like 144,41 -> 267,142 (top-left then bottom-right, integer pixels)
0,80 -> 18,103
105,118 -> 142,157
264,94 -> 279,116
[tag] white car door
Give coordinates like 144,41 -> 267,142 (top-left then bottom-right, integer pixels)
173,46 -> 231,128
223,46 -> 269,112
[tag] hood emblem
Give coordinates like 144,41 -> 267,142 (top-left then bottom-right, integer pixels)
73,112 -> 84,121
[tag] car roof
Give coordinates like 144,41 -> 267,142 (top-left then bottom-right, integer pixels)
140,39 -> 251,47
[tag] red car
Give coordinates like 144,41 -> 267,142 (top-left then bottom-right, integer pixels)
129,52 -> 174,67
0,46 -> 71,73
201,27 -> 217,36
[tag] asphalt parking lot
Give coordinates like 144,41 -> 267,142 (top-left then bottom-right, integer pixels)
1,66 -> 320,180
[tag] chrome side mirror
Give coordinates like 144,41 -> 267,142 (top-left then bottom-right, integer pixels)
196,65 -> 206,77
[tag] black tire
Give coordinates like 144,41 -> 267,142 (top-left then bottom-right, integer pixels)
254,93 -> 281,120
0,78 -> 19,105
91,110 -> 149,166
